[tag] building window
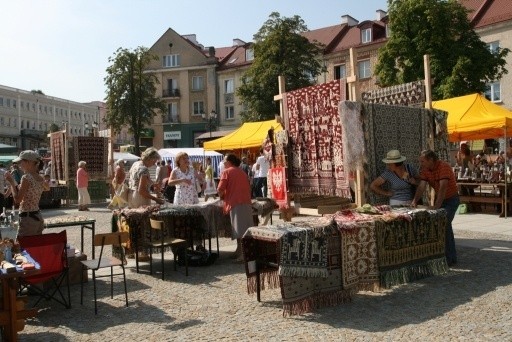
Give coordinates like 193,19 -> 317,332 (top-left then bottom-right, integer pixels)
0,98 -> 3,106
225,106 -> 234,120
487,41 -> 500,54
12,100 -> 16,108
246,48 -> 254,61
224,79 -> 234,94
163,54 -> 180,68
166,103 -> 178,122
6,99 -> 11,107
192,76 -> 204,91
193,101 -> 204,115
358,60 -> 371,79
334,64 -> 346,80
485,82 -> 501,102
361,28 -> 372,44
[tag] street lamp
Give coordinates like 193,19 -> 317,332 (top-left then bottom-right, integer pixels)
202,110 -> 217,138
92,121 -> 98,137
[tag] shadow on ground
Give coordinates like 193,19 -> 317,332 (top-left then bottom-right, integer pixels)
284,246 -> 512,332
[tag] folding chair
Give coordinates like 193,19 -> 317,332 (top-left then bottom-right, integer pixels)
18,230 -> 71,309
80,231 -> 129,314
140,218 -> 189,280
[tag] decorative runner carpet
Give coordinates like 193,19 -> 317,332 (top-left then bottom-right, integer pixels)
331,210 -> 380,290
243,222 -> 352,316
275,219 -> 337,278
375,208 -> 448,288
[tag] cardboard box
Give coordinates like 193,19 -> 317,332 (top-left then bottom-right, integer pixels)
68,253 -> 88,285
42,253 -> 87,291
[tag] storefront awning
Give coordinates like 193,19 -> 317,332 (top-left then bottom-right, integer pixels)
204,119 -> 282,151
195,130 -> 234,141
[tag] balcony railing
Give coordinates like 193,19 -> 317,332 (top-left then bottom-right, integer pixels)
224,93 -> 234,104
163,114 -> 180,124
162,88 -> 181,98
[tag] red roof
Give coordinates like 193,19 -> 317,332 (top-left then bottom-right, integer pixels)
461,0 -> 512,28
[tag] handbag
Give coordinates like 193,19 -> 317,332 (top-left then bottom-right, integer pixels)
406,164 -> 422,205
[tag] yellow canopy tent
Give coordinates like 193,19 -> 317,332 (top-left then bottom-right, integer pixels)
434,93 -> 512,219
204,119 -> 283,151
432,93 -> 512,142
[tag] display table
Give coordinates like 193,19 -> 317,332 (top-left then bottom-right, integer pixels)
457,182 -> 511,217
0,261 -> 40,341
44,216 -> 96,258
243,206 -> 449,316
114,202 -> 231,270
39,186 -> 68,209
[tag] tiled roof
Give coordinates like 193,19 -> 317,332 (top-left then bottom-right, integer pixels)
214,46 -> 237,62
217,45 -> 252,70
461,0 -> 512,28
302,24 -> 348,50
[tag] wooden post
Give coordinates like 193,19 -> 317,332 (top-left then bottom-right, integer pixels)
273,75 -> 286,127
424,54 -> 437,206
346,47 -> 364,206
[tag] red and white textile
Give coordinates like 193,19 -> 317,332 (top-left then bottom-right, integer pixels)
268,167 -> 288,209
284,79 -> 350,197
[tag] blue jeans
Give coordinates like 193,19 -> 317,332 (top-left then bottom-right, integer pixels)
441,195 -> 460,264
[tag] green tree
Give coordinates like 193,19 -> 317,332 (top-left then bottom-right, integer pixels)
237,12 -> 325,121
104,47 -> 166,155
49,123 -> 60,132
375,0 -> 509,100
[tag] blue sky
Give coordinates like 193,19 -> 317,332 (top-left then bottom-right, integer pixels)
1,0 -> 388,103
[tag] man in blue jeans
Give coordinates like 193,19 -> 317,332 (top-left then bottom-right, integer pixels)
411,150 -> 460,266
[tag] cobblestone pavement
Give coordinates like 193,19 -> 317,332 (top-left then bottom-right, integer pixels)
13,204 -> 512,341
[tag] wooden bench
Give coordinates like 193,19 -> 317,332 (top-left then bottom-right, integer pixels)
459,195 -> 506,205
317,203 -> 357,215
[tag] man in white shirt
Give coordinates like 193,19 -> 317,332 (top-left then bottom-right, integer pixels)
255,148 -> 270,197
155,160 -> 167,184
0,163 -> 6,209
218,157 -> 225,178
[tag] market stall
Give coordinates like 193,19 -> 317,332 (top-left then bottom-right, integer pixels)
158,148 -> 223,175
433,93 -> 512,217
243,205 -> 449,316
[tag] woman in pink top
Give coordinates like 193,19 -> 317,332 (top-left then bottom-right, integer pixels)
5,150 -> 47,236
76,160 -> 90,211
217,153 -> 253,260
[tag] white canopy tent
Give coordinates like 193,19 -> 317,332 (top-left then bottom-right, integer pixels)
158,148 -> 224,175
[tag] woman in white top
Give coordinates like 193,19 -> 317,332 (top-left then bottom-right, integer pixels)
167,152 -> 199,205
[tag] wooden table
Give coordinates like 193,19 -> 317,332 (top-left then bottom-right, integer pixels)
457,182 -> 512,217
44,216 -> 96,257
0,268 -> 39,341
243,206 -> 449,316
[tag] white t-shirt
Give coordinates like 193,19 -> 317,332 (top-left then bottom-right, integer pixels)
218,161 -> 225,178
256,155 -> 269,178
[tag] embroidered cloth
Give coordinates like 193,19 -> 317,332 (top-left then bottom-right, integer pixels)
50,132 -> 66,182
72,137 -> 109,179
284,79 -> 350,197
268,167 -> 288,209
375,208 -> 449,288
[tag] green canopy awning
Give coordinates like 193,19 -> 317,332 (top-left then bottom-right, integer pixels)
0,155 -> 17,163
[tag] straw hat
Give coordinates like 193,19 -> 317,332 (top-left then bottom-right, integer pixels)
382,150 -> 406,164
